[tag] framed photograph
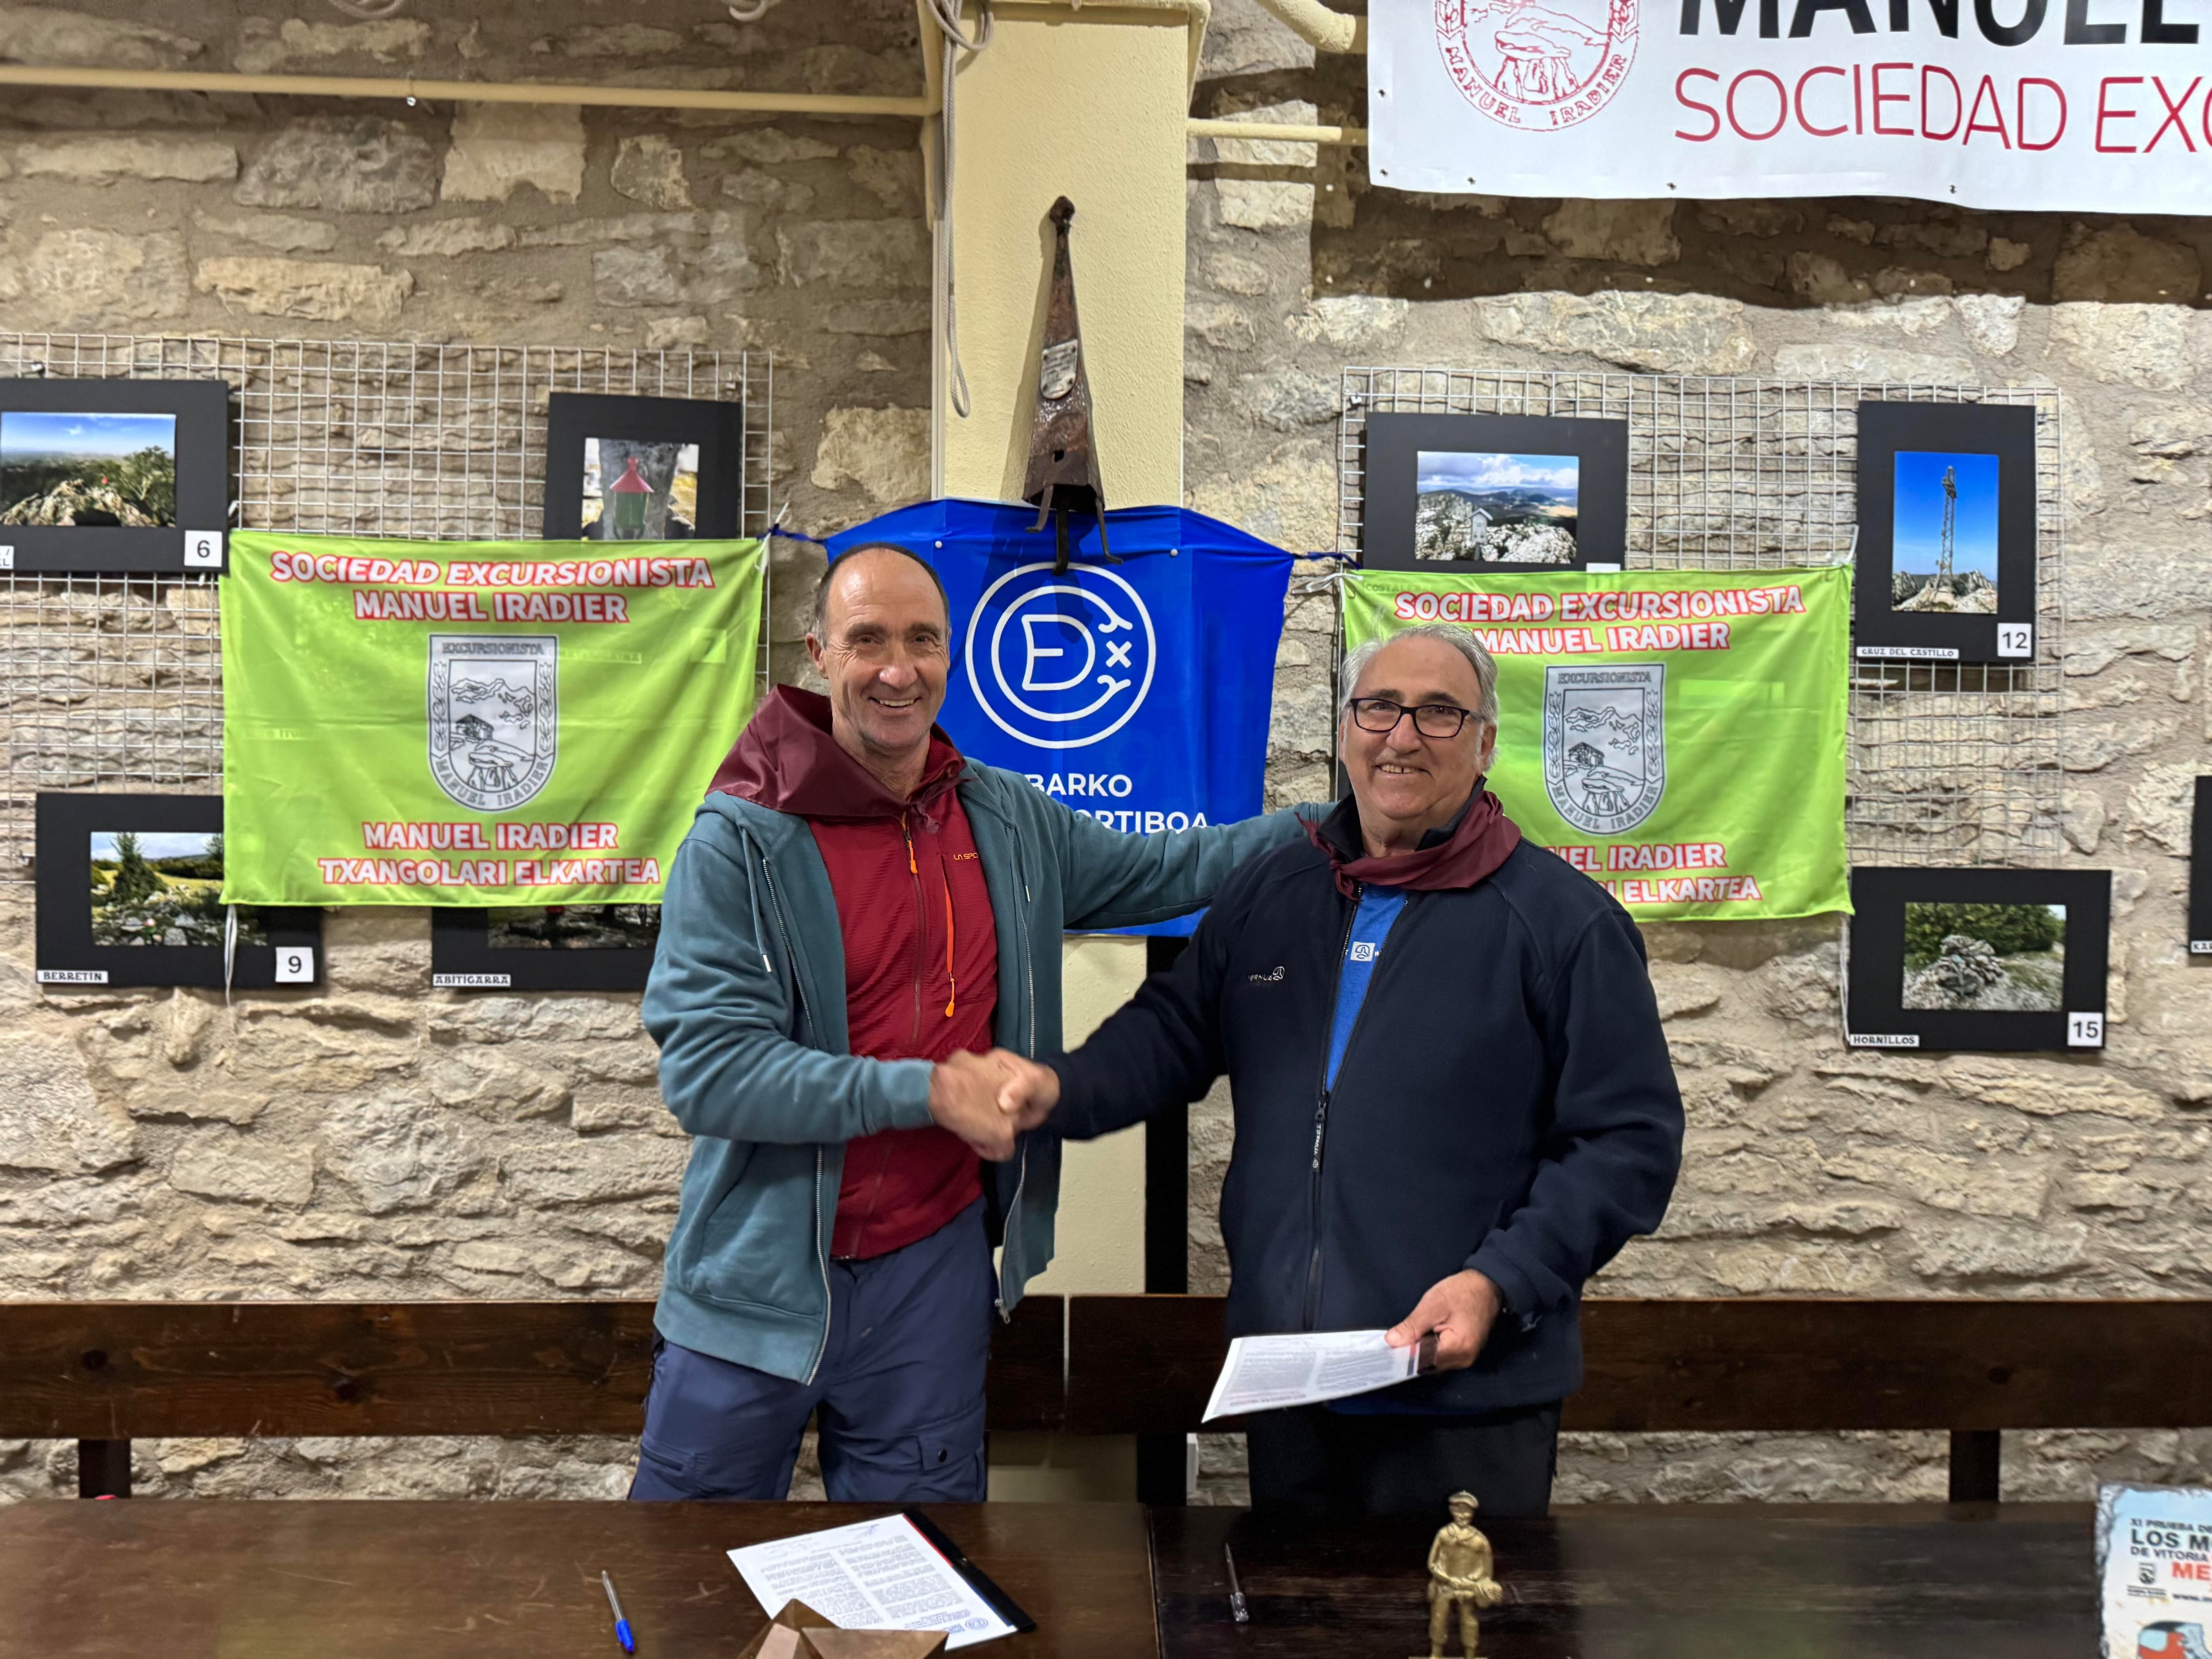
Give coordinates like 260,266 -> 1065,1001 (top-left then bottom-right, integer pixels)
1361,412 -> 1628,573
35,794 -> 320,990
1846,866 -> 2108,1052
1854,400 -> 2038,665
430,904 -> 662,991
2191,777 -> 2212,957
0,378 -> 231,574
541,393 -> 744,542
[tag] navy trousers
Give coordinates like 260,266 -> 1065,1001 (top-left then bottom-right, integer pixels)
628,1198 -> 993,1503
1245,1399 -> 1562,1517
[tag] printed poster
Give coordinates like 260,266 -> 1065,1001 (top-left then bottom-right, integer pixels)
2100,1484 -> 2212,1659
1341,565 -> 1850,922
219,531 -> 765,906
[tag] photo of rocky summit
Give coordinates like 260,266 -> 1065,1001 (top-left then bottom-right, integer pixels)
1892,449 -> 1999,614
0,410 -> 178,528
1413,449 -> 1578,564
1901,901 -> 2065,1012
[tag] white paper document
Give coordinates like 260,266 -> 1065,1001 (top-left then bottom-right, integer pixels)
727,1513 -> 1018,1651
1202,1329 -> 1427,1421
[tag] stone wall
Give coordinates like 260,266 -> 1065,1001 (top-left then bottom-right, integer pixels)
3,0 -> 2212,1507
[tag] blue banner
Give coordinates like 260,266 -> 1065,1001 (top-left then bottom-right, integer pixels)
826,499 -> 1294,936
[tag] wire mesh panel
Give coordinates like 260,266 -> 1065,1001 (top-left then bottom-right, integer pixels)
1339,369 -> 2063,868
0,334 -> 775,882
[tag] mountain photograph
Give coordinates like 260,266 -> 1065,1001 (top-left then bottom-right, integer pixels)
1892,449 -> 2000,613
1413,449 -> 1579,563
0,410 -> 179,528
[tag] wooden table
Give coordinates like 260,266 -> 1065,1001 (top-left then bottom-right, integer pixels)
0,1500 -> 1154,1658
0,1499 -> 2102,1658
1151,1502 -> 2097,1658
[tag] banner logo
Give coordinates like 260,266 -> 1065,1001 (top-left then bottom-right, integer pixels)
965,562 -> 1157,751
427,635 -> 559,812
1543,662 -> 1665,834
1436,0 -> 1639,130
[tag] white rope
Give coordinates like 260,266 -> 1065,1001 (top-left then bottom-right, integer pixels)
925,0 -> 992,419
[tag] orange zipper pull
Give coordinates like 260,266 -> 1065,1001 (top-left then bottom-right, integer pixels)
943,881 -> 956,1018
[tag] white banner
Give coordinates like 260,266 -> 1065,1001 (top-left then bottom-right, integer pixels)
1373,0 -> 2212,210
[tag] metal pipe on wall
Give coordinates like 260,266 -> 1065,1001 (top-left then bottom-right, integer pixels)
1247,0 -> 1364,53
0,63 -> 934,118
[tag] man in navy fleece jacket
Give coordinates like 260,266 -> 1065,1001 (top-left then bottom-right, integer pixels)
994,624 -> 1685,1517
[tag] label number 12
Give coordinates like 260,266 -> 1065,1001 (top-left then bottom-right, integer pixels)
1997,623 -> 2034,659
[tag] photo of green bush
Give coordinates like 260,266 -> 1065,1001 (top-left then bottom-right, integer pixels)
487,904 -> 661,950
1901,901 -> 2065,1012
90,831 -> 266,947
1,411 -> 178,528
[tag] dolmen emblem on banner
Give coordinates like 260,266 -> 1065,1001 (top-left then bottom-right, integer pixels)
1542,661 -> 1666,835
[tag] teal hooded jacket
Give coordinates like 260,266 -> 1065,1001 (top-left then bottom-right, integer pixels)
642,758 -> 1311,1385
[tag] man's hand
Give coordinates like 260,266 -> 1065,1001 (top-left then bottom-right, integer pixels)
1386,1269 -> 1502,1372
990,1049 -> 1060,1132
928,1050 -> 1018,1161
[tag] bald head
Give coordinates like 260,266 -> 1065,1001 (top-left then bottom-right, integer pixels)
811,543 -> 949,637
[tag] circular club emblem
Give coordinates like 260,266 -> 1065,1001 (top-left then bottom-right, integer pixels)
1435,0 -> 1639,130
964,562 -> 1156,751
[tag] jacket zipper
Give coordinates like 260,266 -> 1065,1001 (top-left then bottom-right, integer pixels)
1302,890 -> 1363,1331
754,851 -> 837,1387
901,813 -> 926,1048
995,819 -> 1034,1321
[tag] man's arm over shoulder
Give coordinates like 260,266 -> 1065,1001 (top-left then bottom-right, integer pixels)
1466,901 -> 1685,1318
1051,787 -> 1321,931
643,814 -> 936,1145
1045,861 -> 1254,1139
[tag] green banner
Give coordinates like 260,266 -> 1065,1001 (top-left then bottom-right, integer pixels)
220,532 -> 764,906
1342,567 -> 1849,922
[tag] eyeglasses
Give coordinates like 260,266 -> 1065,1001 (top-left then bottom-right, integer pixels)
1346,697 -> 1480,739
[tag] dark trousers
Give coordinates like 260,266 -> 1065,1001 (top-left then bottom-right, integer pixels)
628,1198 -> 993,1503
1245,1400 -> 1562,1517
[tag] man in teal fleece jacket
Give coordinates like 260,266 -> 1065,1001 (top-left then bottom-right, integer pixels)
634,542 -> 1310,1502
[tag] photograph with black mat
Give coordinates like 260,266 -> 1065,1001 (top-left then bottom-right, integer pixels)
1853,399 -> 2038,666
1847,866 -> 2108,1052
35,793 -> 320,990
431,903 -> 661,991
541,392 -> 744,541
0,377 -> 230,573
1361,411 -> 1627,574
2193,777 -> 2212,957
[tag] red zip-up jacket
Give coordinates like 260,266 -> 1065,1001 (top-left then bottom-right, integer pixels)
710,686 -> 998,1259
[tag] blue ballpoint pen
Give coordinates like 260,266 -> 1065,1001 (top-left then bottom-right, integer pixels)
601,1570 -> 636,1654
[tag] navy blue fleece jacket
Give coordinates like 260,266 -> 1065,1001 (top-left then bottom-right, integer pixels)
1045,804 -> 1685,1413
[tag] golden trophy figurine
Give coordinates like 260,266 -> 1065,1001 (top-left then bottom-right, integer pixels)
1419,1490 -> 1504,1659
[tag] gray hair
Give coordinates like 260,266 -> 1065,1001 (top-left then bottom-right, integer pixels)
1337,624 -> 1500,728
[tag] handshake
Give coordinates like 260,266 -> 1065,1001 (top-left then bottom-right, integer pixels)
926,1049 -> 1061,1162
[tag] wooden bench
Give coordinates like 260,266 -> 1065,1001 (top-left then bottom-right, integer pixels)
7,1295 -> 2205,1502
0,1297 -> 1061,1498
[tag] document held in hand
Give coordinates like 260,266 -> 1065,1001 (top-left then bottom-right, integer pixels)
1202,1329 -> 1437,1421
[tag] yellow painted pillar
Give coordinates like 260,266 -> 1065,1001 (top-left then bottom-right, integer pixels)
928,2 -> 1202,1502
932,2 -> 1193,507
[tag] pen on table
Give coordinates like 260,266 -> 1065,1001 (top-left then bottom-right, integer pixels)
1224,1542 -> 1249,1624
601,1570 -> 635,1654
